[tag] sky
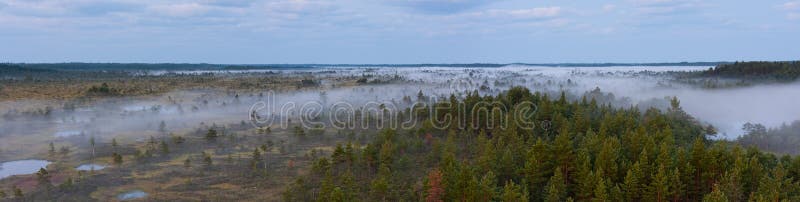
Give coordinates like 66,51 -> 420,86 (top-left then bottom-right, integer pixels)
0,0 -> 799,64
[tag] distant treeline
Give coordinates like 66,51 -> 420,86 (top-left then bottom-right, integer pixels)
698,61 -> 800,82
739,121 -> 800,155
1,62 -> 729,72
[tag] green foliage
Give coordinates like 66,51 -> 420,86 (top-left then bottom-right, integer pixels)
36,168 -> 51,188
739,121 -> 800,155
205,128 -> 218,141
280,87 -> 800,202
13,185 -> 22,198
701,61 -> 800,81
112,152 -> 123,165
202,151 -> 213,167
702,184 -> 728,202
160,140 -> 170,155
545,167 -> 567,202
87,82 -> 119,95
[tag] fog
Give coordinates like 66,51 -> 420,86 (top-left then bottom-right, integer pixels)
2,65 -> 799,156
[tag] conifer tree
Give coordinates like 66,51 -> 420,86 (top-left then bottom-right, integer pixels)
623,162 -> 644,201
545,167 -> 567,202
501,180 -> 529,202
702,184 -> 728,202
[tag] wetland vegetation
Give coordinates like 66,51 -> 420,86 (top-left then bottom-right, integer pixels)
1,62 -> 800,201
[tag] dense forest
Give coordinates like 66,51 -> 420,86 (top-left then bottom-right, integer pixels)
739,122 -> 800,156
697,61 -> 800,82
284,87 -> 800,202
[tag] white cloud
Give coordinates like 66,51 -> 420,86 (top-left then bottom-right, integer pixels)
778,1 -> 800,20
147,3 -> 212,17
384,0 -> 495,14
460,7 -> 562,21
781,1 -> 800,10
480,7 -> 561,19
602,4 -> 616,12
630,0 -> 705,16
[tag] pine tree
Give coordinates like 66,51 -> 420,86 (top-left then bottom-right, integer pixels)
668,168 -> 685,201
702,184 -> 727,202
545,167 -> 567,202
476,171 -> 497,201
576,149 -> 596,201
753,163 -> 790,201
36,168 -> 51,189
743,156 -> 763,196
552,126 -> 575,187
689,137 -> 707,199
252,148 -> 262,170
112,152 -> 123,165
202,151 -> 213,167
647,164 -> 670,202
592,177 -> 609,202
595,138 -> 620,181
329,187 -> 346,202
90,136 -> 96,159
623,162 -> 644,201
501,180 -> 529,202
159,121 -> 167,133
160,140 -> 169,155
370,164 -> 392,201
319,172 -> 335,202
184,157 -> 192,169
48,142 -> 55,156
206,128 -> 218,141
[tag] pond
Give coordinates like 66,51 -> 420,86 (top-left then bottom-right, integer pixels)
54,130 -> 83,137
0,159 -> 52,180
76,164 -> 106,171
117,190 -> 148,200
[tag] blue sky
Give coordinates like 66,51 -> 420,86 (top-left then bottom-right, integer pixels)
0,0 -> 798,64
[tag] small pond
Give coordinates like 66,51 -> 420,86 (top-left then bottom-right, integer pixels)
117,190 -> 148,200
0,159 -> 52,180
54,130 -> 83,137
76,164 -> 106,171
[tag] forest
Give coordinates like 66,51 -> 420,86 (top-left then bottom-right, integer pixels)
698,61 -> 800,82
739,122 -> 800,156
283,87 -> 800,202
674,61 -> 800,88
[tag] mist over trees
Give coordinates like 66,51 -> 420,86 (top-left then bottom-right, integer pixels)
3,62 -> 800,201
739,121 -> 800,155
284,87 -> 800,202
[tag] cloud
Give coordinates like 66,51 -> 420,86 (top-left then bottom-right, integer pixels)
0,0 -> 358,32
204,0 -> 256,8
74,1 -> 143,16
781,1 -> 800,10
619,0 -> 724,28
602,4 -> 616,12
631,0 -> 705,16
147,3 -> 213,17
385,0 -> 496,14
779,1 -> 800,20
481,7 -> 561,19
